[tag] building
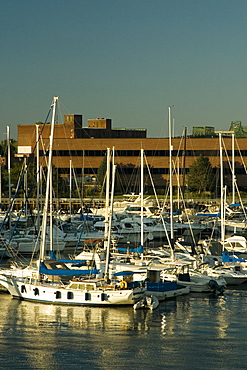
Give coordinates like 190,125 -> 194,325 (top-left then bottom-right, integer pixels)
17,115 -> 247,194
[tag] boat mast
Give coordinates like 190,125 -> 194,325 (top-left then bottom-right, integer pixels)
168,107 -> 174,252
0,161 -> 1,209
7,126 -> 11,230
216,130 -> 234,242
36,124 -> 41,231
219,132 -> 225,242
140,148 -> 144,259
104,148 -> 111,250
24,156 -> 28,216
105,160 -> 116,282
70,159 -> 72,217
49,149 -> 53,254
182,126 -> 187,194
232,132 -> 235,204
40,97 -> 58,262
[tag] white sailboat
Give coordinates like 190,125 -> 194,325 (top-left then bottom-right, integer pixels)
0,98 -> 145,306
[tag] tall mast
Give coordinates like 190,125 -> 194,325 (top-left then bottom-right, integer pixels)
69,159 -> 72,217
40,97 -> 58,262
215,130 -> 234,242
0,162 -> 2,209
232,132 -> 235,204
140,148 -> 144,259
7,126 -> 11,230
36,124 -> 41,231
219,132 -> 225,242
81,149 -> 84,203
24,156 -> 27,216
105,160 -> 116,282
168,107 -> 174,248
104,148 -> 111,249
49,151 -> 53,253
182,126 -> 187,192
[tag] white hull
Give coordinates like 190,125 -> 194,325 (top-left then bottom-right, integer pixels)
0,274 -> 144,306
223,276 -> 247,285
176,281 -> 220,293
207,271 -> 247,286
161,271 -> 226,293
133,295 -> 159,310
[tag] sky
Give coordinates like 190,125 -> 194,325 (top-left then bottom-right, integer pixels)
1,0 -> 247,140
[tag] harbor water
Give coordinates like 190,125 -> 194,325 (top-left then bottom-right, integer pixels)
1,287 -> 247,369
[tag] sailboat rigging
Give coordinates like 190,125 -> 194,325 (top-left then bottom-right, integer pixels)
0,97 -> 145,306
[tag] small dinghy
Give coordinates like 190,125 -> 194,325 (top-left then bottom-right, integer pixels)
133,295 -> 159,310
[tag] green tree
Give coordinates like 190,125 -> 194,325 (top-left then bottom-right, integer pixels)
0,139 -> 17,157
2,161 -> 37,198
97,156 -> 107,187
187,155 -> 215,193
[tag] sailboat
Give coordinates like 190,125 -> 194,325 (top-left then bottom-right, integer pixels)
0,97 -> 145,306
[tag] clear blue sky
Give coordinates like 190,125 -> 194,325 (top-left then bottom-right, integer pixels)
1,0 -> 247,140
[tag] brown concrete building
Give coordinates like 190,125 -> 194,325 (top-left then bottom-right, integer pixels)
17,115 -> 247,193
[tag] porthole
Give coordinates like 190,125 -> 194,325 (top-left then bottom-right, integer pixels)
55,290 -> 61,299
67,291 -> 74,300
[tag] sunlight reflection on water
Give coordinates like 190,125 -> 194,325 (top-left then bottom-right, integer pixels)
0,291 -> 247,369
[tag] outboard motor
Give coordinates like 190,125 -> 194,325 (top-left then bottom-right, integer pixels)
208,279 -> 224,295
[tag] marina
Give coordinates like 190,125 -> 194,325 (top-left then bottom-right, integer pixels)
3,1 -> 247,368
1,100 -> 247,367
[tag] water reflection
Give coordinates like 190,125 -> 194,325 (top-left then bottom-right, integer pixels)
0,294 -> 135,330
0,292 -> 238,337
1,291 -> 247,369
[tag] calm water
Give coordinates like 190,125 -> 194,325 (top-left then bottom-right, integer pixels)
1,287 -> 247,369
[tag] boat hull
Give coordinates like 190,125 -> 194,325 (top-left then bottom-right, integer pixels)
145,285 -> 190,300
0,274 -> 144,306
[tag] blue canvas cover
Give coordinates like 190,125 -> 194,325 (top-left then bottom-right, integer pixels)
222,251 -> 245,263
39,261 -> 99,276
116,245 -> 144,254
